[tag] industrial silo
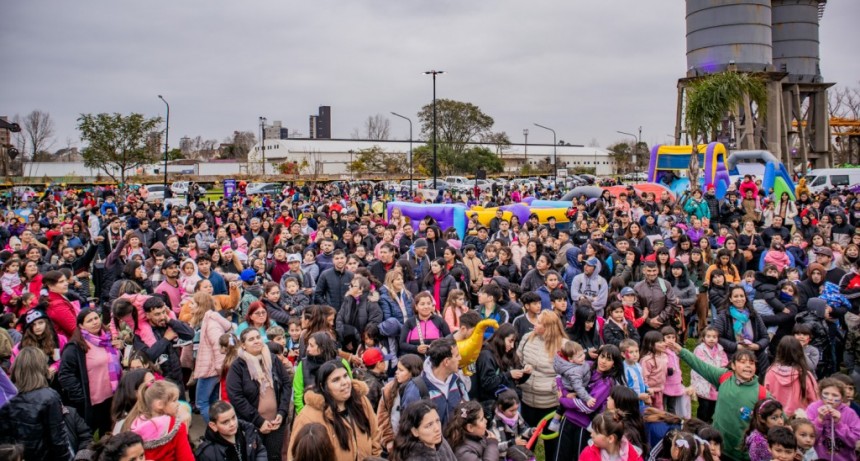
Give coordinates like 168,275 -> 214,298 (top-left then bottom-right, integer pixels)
771,0 -> 824,82
686,0 -> 773,76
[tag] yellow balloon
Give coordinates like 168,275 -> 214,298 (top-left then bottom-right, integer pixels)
457,318 -> 499,376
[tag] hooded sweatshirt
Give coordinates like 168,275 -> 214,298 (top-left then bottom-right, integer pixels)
178,258 -> 200,301
763,364 -> 819,416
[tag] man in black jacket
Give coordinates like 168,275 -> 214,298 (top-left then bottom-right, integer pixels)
314,249 -> 354,312
135,297 -> 195,398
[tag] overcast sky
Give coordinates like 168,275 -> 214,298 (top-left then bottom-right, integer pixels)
2,1 -> 858,153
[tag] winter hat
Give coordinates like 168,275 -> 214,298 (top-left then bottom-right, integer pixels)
807,262 -> 826,278
807,298 -> 828,319
22,308 -> 48,331
240,268 -> 257,283
413,238 -> 428,249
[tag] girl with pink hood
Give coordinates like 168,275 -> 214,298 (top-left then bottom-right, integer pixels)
122,380 -> 193,461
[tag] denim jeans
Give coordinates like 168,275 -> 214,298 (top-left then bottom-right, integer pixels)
196,376 -> 220,423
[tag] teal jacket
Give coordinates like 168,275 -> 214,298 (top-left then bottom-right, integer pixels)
683,197 -> 710,220
679,348 -> 769,461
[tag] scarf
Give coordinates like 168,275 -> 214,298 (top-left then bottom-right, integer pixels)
729,306 -> 751,341
239,348 -> 274,393
81,329 -> 122,392
495,409 -> 517,428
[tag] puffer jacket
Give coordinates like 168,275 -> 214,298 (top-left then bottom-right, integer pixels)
194,420 -> 268,461
683,197 -> 710,220
752,272 -> 785,312
336,293 -> 383,342
516,331 -> 559,409
193,310 -> 233,379
288,380 -> 382,461
379,285 -> 414,324
0,387 -> 73,461
313,267 -> 354,312
453,434 -> 499,461
402,439 -> 458,461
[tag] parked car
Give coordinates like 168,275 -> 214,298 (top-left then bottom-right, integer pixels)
623,172 -> 648,181
144,184 -> 168,202
399,180 -> 421,191
807,168 -> 860,193
170,181 -> 206,196
246,182 -> 283,195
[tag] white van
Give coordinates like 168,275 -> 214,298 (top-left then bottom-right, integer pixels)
806,168 -> 860,193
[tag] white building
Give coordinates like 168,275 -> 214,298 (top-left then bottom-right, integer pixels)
247,138 -> 616,176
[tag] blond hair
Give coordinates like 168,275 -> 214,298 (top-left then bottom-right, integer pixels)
537,310 -> 566,358
121,380 -> 180,432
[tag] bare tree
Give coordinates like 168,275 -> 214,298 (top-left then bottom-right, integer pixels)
829,83 -> 860,164
358,114 -> 390,140
20,110 -> 55,160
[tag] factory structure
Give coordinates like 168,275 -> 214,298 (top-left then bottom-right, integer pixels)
676,0 -> 833,169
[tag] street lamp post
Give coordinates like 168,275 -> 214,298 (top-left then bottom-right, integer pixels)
533,123 -> 557,184
157,95 -> 169,189
391,112 -> 413,189
424,70 -> 445,189
523,129 -> 529,175
259,117 -> 267,175
617,127 -> 641,173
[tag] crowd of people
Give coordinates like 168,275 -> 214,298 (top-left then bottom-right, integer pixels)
0,174 -> 858,461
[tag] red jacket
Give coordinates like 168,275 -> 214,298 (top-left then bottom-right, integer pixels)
579,442 -> 642,461
141,417 -> 195,461
46,291 -> 77,338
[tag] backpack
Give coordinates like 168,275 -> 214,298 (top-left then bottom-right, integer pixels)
719,371 -> 766,400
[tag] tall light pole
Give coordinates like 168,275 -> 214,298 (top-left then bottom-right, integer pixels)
617,127 -> 641,173
391,112 -> 413,189
533,123 -> 557,183
523,129 -> 529,175
157,95 -> 169,189
424,70 -> 445,189
259,116 -> 267,175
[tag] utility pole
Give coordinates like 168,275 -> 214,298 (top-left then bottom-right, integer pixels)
424,70 -> 445,189
523,129 -> 529,176
533,123 -> 557,184
157,95 -> 169,189
391,112 -> 413,189
259,116 -> 267,175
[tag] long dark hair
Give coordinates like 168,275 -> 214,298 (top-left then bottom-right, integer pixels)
668,261 -> 691,289
444,400 -> 484,451
609,386 -> 647,452
486,324 -> 522,372
422,258 -> 449,287
289,422 -> 335,461
110,369 -> 150,423
593,344 -> 625,384
770,335 -> 813,402
721,285 -> 755,316
394,354 -> 424,398
69,308 -> 104,353
568,305 -> 598,346
315,360 -> 371,451
391,399 -> 439,461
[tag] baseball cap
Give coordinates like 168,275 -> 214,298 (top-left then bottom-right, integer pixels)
620,287 -> 636,297
362,347 -> 395,367
287,253 -> 302,263
240,268 -> 257,283
162,258 -> 179,268
585,257 -> 600,267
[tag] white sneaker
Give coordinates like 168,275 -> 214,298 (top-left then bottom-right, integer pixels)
547,418 -> 560,432
174,339 -> 192,348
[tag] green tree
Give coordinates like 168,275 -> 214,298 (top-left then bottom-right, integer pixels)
77,113 -> 163,184
347,146 -> 408,175
684,71 -> 766,191
451,146 -> 503,174
418,99 -> 494,155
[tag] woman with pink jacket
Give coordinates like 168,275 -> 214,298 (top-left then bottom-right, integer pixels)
191,291 -> 234,422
